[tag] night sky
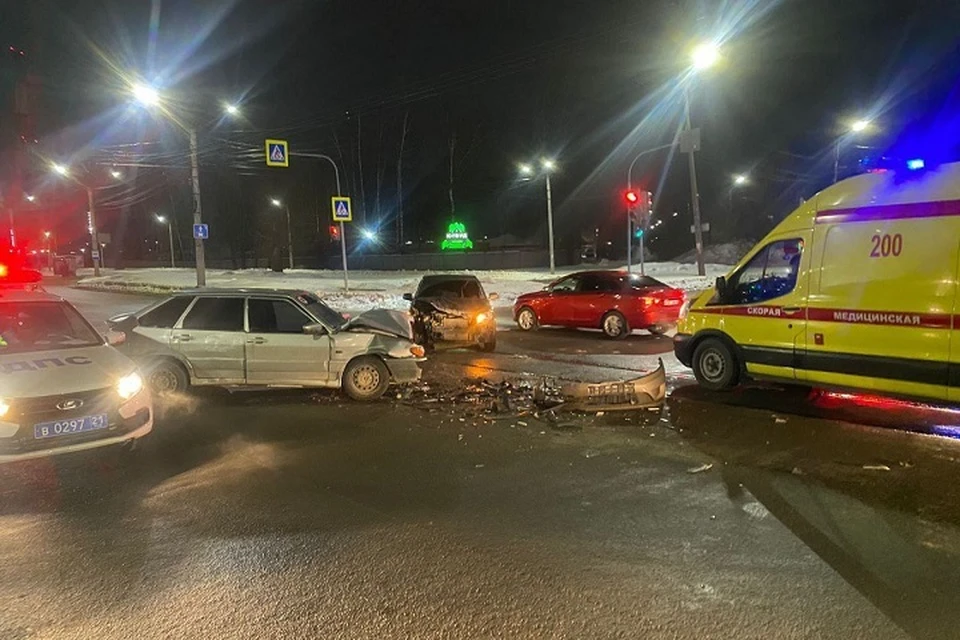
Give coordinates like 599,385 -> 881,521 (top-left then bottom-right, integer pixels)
2,0 -> 960,262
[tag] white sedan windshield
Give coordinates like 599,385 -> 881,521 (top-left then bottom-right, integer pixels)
0,302 -> 103,354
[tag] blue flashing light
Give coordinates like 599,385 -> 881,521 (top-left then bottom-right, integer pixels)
906,158 -> 925,171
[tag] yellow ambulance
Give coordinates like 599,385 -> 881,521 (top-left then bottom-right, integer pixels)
674,160 -> 960,404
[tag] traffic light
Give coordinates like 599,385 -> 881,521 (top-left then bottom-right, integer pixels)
642,190 -> 653,214
329,225 -> 340,242
624,189 -> 640,209
634,227 -> 644,239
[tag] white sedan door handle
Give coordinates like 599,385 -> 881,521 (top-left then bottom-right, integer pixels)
246,337 -> 266,345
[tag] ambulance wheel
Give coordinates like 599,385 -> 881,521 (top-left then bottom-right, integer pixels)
692,338 -> 738,391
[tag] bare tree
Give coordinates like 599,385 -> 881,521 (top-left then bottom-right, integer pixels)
396,110 -> 409,245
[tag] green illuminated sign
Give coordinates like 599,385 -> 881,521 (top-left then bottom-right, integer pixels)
441,221 -> 473,251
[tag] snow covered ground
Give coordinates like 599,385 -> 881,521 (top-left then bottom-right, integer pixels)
75,262 -> 730,313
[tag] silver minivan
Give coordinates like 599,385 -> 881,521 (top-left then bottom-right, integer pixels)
109,289 -> 423,401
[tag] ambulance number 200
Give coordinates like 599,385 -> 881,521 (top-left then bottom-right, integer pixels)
869,233 -> 902,258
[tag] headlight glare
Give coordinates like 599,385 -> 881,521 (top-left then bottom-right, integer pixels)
117,372 -> 144,401
0,398 -> 9,418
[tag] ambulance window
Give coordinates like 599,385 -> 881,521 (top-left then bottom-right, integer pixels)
728,239 -> 803,304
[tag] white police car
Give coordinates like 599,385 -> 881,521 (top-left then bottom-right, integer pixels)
0,290 -> 153,463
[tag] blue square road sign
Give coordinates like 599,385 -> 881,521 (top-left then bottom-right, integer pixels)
193,223 -> 209,240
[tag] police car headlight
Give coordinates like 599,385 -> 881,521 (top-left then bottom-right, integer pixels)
117,372 -> 144,401
0,398 -> 9,418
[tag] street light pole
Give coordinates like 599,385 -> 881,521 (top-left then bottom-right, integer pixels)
626,143 -> 675,275
86,186 -> 101,277
285,203 -> 294,270
684,87 -> 706,277
545,172 -> 555,274
167,221 -> 175,268
291,152 -> 347,290
188,127 -> 206,287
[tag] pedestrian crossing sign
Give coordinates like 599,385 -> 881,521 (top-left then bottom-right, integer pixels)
265,139 -> 289,167
331,196 -> 352,222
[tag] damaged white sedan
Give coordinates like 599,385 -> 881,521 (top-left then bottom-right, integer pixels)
108,289 -> 424,401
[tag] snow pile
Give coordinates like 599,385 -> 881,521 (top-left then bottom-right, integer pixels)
75,263 -> 727,313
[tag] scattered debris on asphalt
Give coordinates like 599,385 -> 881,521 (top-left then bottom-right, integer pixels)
687,463 -> 714,474
862,464 -> 892,471
397,360 -> 666,428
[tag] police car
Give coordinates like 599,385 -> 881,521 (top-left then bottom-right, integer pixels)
0,289 -> 153,463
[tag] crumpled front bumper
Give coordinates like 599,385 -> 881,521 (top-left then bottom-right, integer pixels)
385,358 -> 423,384
414,311 -> 494,345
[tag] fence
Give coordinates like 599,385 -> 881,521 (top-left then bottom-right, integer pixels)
115,249 -> 559,272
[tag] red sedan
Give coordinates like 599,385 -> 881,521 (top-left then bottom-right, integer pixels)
513,271 -> 686,339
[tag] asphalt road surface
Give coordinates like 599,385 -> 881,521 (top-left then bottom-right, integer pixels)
2,287 -> 959,638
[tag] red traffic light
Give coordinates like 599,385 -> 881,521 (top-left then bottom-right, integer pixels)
624,190 -> 639,204
329,225 -> 341,241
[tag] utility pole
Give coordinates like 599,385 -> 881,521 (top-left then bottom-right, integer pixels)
189,127 -> 206,286
545,172 -> 555,274
167,221 -> 175,268
86,186 -> 101,276
285,203 -> 294,270
684,88 -> 706,277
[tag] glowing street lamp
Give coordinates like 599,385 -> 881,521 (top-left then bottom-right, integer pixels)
683,41 -> 722,277
154,214 -> 175,268
50,162 -> 102,276
131,83 -> 160,107
730,174 -> 750,211
130,81 -> 214,286
834,117 -> 877,183
361,228 -> 377,242
517,158 -> 558,273
224,103 -> 240,117
270,197 -> 294,270
691,42 -> 721,71
24,194 -> 35,203
110,169 -> 122,179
